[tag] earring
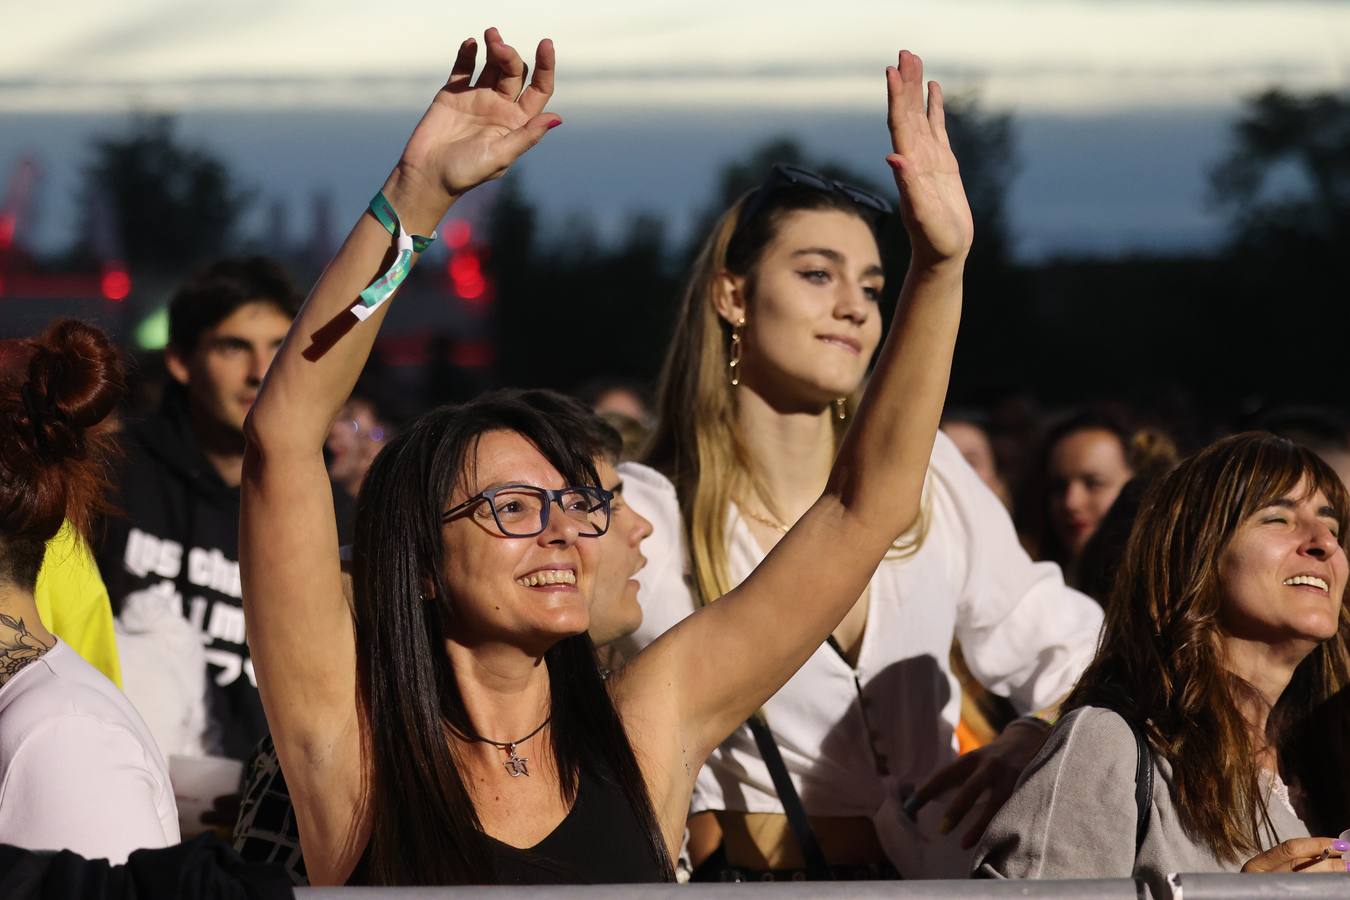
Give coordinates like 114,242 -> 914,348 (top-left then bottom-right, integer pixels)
728,318 -> 745,387
835,397 -> 848,421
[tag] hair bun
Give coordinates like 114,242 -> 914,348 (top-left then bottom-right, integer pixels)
22,319 -> 125,458
1128,428 -> 1179,478
0,319 -> 125,579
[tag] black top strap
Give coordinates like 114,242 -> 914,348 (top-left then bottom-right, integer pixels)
1126,717 -> 1154,856
745,712 -> 832,880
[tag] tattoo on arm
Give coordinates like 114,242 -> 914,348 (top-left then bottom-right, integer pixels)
0,613 -> 55,687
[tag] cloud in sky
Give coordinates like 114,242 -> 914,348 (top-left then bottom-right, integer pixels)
41,0 -> 278,66
2,0 -> 1347,113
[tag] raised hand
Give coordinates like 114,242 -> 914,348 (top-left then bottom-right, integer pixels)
396,28 -> 560,209
885,51 -> 974,267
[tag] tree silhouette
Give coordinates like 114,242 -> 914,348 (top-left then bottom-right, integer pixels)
485,98 -> 1023,399
74,115 -> 250,269
1209,88 -> 1350,251
487,174 -> 680,391
1202,88 -> 1350,400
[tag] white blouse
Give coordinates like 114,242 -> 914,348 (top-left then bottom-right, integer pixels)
618,431 -> 1104,876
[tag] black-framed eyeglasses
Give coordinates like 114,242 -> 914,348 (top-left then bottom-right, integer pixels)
442,484 -> 614,538
738,163 -> 893,234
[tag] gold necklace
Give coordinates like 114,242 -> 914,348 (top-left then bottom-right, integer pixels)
735,499 -> 791,533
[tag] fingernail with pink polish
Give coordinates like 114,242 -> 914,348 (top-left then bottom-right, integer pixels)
546,119 -> 563,130
1334,840 -> 1350,852
886,158 -> 902,172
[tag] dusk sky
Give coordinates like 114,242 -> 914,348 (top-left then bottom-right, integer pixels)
2,1 -> 1347,259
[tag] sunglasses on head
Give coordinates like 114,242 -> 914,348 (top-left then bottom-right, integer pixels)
737,163 -> 893,234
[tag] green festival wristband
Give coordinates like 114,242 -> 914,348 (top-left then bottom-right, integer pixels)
349,191 -> 438,322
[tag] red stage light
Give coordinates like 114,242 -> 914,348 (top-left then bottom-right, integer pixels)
447,247 -> 489,301
458,274 -> 486,300
101,268 -> 132,301
449,251 -> 480,280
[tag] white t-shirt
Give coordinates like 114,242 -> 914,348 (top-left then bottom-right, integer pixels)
116,582 -> 209,759
618,432 -> 1104,876
0,638 -> 180,862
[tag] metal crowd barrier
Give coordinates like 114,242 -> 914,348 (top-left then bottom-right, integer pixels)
1169,871 -> 1350,897
295,873 -> 1350,899
297,885 -> 1139,899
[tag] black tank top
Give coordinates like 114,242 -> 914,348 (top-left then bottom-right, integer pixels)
348,763 -> 667,885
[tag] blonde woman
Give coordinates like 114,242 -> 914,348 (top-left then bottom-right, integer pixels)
619,164 -> 1105,878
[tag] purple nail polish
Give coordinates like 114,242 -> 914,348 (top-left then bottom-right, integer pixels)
1335,840 -> 1350,852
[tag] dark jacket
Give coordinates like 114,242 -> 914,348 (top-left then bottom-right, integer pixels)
96,389 -> 263,761
0,834 -> 291,900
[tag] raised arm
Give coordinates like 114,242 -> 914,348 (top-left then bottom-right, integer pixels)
238,28 -> 559,821
620,51 -> 973,761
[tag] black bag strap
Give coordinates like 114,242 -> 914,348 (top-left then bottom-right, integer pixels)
745,711 -> 832,880
1125,716 -> 1153,856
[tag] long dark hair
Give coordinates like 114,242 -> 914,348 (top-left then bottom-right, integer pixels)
1066,432 -> 1350,861
351,390 -> 673,885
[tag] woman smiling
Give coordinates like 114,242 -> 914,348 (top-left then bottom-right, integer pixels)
239,28 -> 974,886
976,432 -> 1350,895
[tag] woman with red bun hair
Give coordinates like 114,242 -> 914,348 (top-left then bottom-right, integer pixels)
0,319 -> 179,862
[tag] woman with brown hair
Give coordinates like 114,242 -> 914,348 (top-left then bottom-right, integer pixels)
0,320 -> 178,861
976,432 -> 1350,894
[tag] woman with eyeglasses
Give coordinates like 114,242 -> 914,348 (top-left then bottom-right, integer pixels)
618,97 -> 1104,886
238,28 -> 972,886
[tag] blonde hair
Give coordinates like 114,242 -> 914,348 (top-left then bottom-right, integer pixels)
644,190 -> 926,607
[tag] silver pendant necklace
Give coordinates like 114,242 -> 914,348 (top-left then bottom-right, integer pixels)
475,716 -> 551,777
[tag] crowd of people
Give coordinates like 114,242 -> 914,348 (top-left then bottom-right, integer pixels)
0,26 -> 1348,897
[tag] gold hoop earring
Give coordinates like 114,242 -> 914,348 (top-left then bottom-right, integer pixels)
729,318 -> 745,387
835,397 -> 848,421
